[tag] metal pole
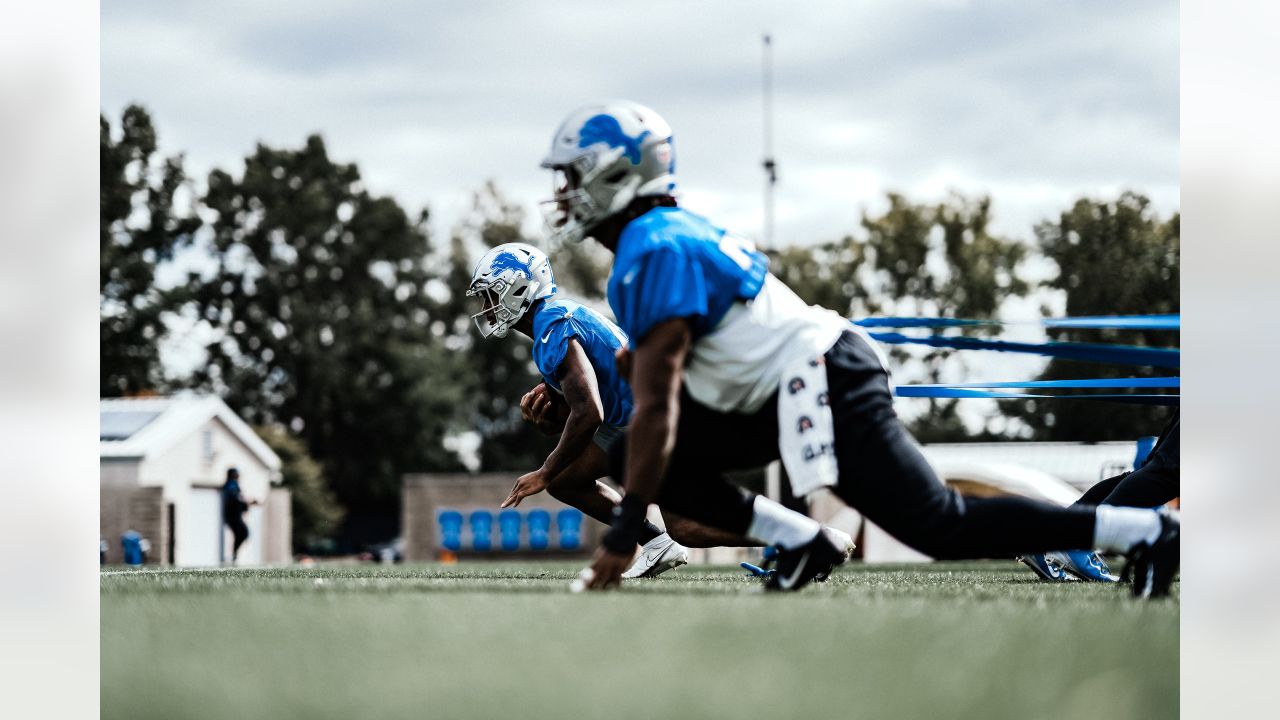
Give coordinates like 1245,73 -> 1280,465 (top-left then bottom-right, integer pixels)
762,33 -> 777,248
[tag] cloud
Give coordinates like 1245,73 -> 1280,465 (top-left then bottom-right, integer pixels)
103,0 -> 1178,249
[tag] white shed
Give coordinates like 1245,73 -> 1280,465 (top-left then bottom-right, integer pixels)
100,395 -> 291,566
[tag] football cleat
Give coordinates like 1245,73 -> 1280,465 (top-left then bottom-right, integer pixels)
622,533 -> 689,579
742,546 -> 779,579
814,527 -> 856,582
764,530 -> 847,592
1122,508 -> 1180,599
1018,553 -> 1075,582
1050,549 -> 1119,583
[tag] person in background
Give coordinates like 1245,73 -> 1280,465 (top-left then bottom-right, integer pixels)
221,467 -> 258,563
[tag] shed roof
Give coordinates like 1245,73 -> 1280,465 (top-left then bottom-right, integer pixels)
100,395 -> 281,472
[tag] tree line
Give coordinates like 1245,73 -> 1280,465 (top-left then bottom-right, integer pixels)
101,105 -> 1179,551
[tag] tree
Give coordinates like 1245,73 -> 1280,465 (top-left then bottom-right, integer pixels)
188,135 -> 464,547
1004,192 -> 1179,440
773,192 -> 1029,441
100,105 -> 199,396
254,424 -> 345,553
766,241 -> 869,319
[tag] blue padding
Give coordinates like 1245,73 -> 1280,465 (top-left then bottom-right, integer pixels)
866,331 -> 1180,368
498,509 -> 522,552
904,377 -> 1179,390
527,509 -> 551,551
437,509 -> 463,552
556,508 -> 584,550
469,510 -> 493,552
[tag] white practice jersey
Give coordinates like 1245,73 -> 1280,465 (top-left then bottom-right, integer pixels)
683,274 -> 855,413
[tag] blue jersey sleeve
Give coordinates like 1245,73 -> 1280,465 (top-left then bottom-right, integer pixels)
530,317 -> 579,387
613,246 -> 709,345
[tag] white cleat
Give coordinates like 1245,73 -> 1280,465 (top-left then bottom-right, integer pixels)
622,533 -> 689,579
822,526 -> 856,561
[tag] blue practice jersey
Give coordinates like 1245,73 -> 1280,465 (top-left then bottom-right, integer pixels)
529,295 -> 633,427
607,207 -> 768,345
606,206 -> 854,413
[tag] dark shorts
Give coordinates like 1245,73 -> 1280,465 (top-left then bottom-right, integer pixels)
593,423 -> 625,452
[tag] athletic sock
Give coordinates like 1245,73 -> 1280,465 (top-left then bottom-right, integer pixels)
746,496 -> 821,550
638,519 -> 664,546
1092,505 -> 1162,552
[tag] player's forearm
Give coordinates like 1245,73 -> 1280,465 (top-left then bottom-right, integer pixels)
540,407 -> 600,480
622,400 -> 677,504
599,394 -> 677,555
600,319 -> 690,556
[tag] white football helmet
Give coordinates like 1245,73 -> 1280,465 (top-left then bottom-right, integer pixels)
467,243 -> 557,339
540,100 -> 676,244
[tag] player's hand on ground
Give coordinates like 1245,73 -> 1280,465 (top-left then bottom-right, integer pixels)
500,469 -> 550,508
585,547 -> 633,590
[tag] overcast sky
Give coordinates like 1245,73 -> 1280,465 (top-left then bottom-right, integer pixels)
102,0 -> 1178,250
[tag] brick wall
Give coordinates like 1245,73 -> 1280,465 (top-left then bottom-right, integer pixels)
100,486 -> 168,565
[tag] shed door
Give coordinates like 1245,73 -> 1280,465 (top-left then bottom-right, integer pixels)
183,488 -> 223,566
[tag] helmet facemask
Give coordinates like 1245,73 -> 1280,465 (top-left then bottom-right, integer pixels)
467,281 -> 515,338
540,161 -> 600,245
541,146 -> 642,244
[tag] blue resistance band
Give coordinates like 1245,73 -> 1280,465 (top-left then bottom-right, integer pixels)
1044,314 -> 1179,331
904,377 -> 1179,390
865,331 -> 1180,369
854,314 -> 1179,331
894,387 -> 1179,406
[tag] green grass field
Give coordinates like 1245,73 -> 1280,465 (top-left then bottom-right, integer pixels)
101,561 -> 1177,720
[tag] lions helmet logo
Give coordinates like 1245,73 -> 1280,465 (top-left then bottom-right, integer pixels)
578,114 -> 651,166
488,251 -> 532,279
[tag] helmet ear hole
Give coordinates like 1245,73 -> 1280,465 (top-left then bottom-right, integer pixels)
512,285 -> 527,296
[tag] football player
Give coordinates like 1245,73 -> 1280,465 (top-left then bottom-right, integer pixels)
468,242 -> 773,578
1020,409 -> 1180,582
538,100 -> 1179,597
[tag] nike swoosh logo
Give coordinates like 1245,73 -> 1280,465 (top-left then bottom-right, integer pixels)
777,552 -> 810,589
622,267 -> 639,285
542,331 -> 553,343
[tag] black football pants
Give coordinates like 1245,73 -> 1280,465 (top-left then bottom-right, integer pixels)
610,330 -> 1098,558
1076,411 -> 1179,509
226,517 -> 249,559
